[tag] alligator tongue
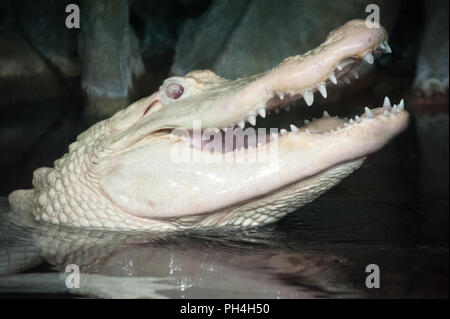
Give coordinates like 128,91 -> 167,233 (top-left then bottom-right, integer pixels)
189,129 -> 271,152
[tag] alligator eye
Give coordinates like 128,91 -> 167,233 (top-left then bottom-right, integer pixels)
165,83 -> 184,99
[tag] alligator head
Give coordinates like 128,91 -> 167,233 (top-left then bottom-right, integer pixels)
9,20 -> 409,231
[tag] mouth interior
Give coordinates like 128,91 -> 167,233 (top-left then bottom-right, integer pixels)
179,42 -> 394,153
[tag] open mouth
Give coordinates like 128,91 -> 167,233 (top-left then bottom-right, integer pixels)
179,39 -> 406,153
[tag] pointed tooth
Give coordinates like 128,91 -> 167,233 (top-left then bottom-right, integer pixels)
274,108 -> 280,114
344,123 -> 348,127
318,83 -> 327,98
365,107 -> 374,119
257,107 -> 266,118
392,105 -> 399,113
383,41 -> 392,53
363,53 -> 374,64
351,70 -> 359,79
280,129 -> 287,135
238,120 -> 245,129
290,124 -> 299,132
355,115 -> 361,123
383,96 -> 391,107
304,119 -> 310,125
302,90 -> 314,106
247,114 -> 256,126
323,110 -> 330,118
344,77 -> 351,84
349,119 -> 354,124
383,110 -> 389,117
276,91 -> 285,100
398,99 -> 405,111
213,128 -> 220,133
329,72 -> 337,85
379,42 -> 386,50
337,64 -> 343,71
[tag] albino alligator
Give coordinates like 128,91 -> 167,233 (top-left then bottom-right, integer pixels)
8,20 -> 409,231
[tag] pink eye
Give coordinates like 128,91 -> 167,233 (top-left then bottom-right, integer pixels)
165,83 -> 184,99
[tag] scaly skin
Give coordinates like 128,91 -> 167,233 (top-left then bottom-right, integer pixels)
8,20 -> 409,231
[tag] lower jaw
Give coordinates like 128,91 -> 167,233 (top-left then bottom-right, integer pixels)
182,158 -> 366,230
184,100 -> 403,154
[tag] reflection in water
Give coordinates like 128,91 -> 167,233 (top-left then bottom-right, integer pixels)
0,191 -> 447,298
0,128 -> 448,298
0,198 -> 360,298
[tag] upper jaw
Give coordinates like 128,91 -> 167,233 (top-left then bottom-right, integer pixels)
201,19 -> 390,131
108,20 -> 392,151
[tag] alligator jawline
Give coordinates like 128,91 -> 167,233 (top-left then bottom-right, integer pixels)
171,43 -> 397,154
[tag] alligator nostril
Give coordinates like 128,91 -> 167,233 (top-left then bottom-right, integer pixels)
165,83 -> 184,99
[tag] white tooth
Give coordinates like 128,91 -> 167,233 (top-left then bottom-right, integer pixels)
329,72 -> 338,85
257,107 -> 266,118
344,77 -> 351,84
351,70 -> 359,79
238,120 -> 245,129
247,115 -> 256,126
383,96 -> 391,107
383,110 -> 389,117
285,105 -> 290,111
379,42 -> 386,50
337,64 -> 343,71
290,124 -> 299,132
302,90 -> 314,106
213,128 -> 220,133
271,133 -> 278,139
349,119 -> 354,124
305,129 -> 311,134
363,53 -> 374,64
222,127 -> 228,132
392,105 -> 399,113
277,91 -> 285,100
304,119 -> 310,124
384,41 -> 392,53
344,123 -> 348,127
274,108 -> 280,114
318,83 -> 327,98
323,110 -> 330,117
398,99 -> 405,111
355,115 -> 361,123
280,129 -> 287,135
365,107 -> 374,119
